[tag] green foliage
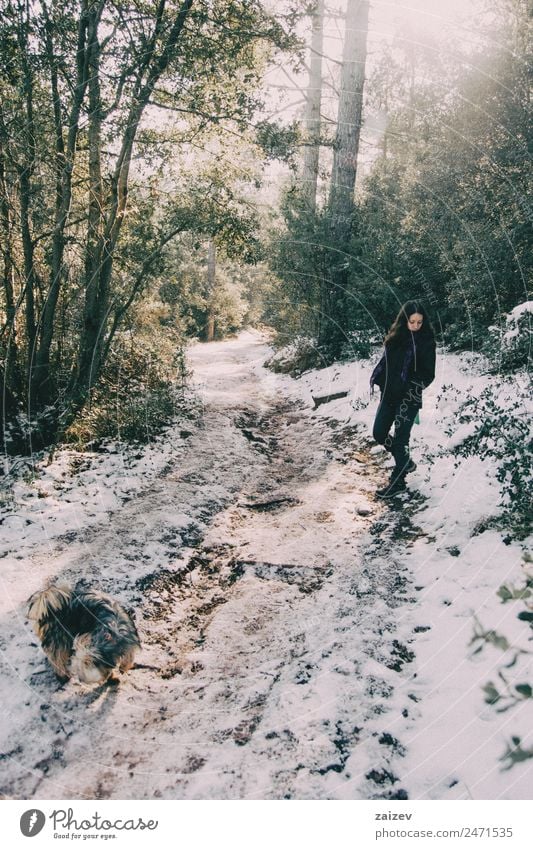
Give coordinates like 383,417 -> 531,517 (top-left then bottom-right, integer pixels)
255,119 -> 301,168
471,626 -> 511,657
500,738 -> 533,771
66,301 -> 184,446
497,582 -> 532,602
471,555 -> 533,770
158,235 -> 250,341
480,675 -> 532,713
447,386 -> 532,538
267,189 -> 370,361
264,336 -> 322,376
0,0 -> 296,450
354,2 -> 530,353
341,329 -> 380,360
483,304 -> 532,373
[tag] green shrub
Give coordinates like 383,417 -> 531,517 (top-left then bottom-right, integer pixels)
447,386 -> 532,539
483,302 -> 532,373
471,554 -> 533,770
341,328 -> 381,360
66,334 -> 187,447
264,336 -> 323,377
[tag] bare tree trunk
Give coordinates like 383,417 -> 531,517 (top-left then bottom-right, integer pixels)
322,0 -> 369,357
205,240 -> 216,342
329,0 -> 369,225
76,0 -> 106,408
301,0 -> 324,212
0,141 -> 19,389
17,20 -> 38,394
31,0 -> 91,410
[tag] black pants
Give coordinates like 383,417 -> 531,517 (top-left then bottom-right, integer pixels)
372,397 -> 419,477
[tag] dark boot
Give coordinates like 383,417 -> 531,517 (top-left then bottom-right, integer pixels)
376,475 -> 407,498
391,446 -> 416,478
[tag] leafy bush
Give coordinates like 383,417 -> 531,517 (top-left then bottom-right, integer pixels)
66,301 -> 189,446
483,301 -> 532,373
447,385 -> 532,538
264,336 -> 323,377
341,328 -> 381,360
442,321 -> 485,353
66,349 -> 178,446
159,242 -> 250,342
470,554 -> 533,770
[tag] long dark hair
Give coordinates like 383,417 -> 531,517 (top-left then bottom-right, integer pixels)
385,301 -> 435,347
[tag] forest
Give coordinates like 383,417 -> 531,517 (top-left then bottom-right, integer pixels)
0,0 -> 532,805
0,0 -> 530,449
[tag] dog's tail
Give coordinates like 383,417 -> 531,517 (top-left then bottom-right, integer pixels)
27,584 -> 72,623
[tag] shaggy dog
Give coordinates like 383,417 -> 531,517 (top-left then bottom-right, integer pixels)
27,584 -> 140,684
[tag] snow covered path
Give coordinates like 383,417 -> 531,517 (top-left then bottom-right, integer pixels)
1,332 -> 531,800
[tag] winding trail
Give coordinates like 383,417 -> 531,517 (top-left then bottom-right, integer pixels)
1,333 -> 431,800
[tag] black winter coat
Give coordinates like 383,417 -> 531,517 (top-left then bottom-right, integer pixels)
370,334 -> 436,408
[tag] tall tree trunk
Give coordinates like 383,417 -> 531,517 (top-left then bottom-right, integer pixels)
76,0 -> 106,409
205,240 -> 216,342
301,0 -> 324,212
17,16 -> 38,396
32,0 -> 91,411
0,138 -> 20,394
322,0 -> 369,357
329,0 -> 369,225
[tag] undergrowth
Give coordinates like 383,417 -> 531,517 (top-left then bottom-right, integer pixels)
446,385 -> 532,539
471,553 -> 533,770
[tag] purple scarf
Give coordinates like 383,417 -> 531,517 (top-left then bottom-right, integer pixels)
370,335 -> 417,391
400,338 -> 416,383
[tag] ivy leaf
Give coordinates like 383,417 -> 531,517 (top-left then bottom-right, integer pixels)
483,683 -> 501,705
487,631 -> 510,650
497,585 -> 513,601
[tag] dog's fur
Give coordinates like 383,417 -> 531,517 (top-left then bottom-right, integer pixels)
27,584 -> 140,684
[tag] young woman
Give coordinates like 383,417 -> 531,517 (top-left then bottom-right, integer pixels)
370,301 -> 436,497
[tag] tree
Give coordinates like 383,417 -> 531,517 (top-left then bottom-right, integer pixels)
328,0 -> 369,228
205,240 -> 217,342
321,0 -> 369,356
264,0 -> 371,361
0,0 -> 292,449
301,0 -> 325,212
266,0 -> 530,365
357,0 -> 531,349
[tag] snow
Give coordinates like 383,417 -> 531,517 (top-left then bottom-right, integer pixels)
0,329 -> 531,800
502,300 -> 532,345
507,301 -> 532,321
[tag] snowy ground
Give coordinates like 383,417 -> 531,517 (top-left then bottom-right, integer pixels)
0,329 -> 531,800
